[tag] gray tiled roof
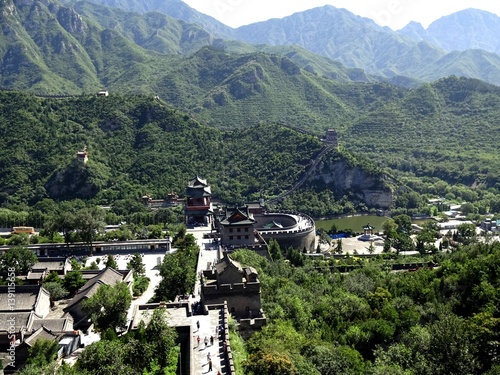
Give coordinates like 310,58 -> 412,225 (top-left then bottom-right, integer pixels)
64,283 -> 101,311
214,254 -> 243,275
0,311 -> 35,332
220,206 -> 256,226
24,326 -> 59,346
26,271 -> 45,280
31,317 -> 73,332
64,268 -> 124,311
32,258 -> 67,272
0,285 -> 49,312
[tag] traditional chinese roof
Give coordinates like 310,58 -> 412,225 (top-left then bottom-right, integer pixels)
26,271 -> 45,280
244,267 -> 258,278
31,317 -> 73,332
213,254 -> 259,285
219,206 -> 256,226
214,254 -> 244,275
186,176 -> 211,197
24,326 -> 59,347
0,312 -> 35,333
64,268 -> 124,311
0,285 -> 50,312
188,175 -> 208,187
32,258 -> 67,272
79,268 -> 132,281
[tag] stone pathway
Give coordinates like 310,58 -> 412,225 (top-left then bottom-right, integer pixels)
187,227 -> 227,374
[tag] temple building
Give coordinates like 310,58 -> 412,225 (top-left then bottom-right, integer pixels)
76,145 -> 88,164
219,206 -> 258,247
185,176 -> 213,226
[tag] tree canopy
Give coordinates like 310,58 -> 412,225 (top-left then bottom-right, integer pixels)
82,282 -> 132,333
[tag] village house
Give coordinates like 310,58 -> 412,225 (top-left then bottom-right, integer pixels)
25,257 -> 69,284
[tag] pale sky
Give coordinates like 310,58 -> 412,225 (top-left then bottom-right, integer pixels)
182,0 -> 500,30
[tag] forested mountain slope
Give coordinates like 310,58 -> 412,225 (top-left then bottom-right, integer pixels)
345,76 -> 500,189
61,0 -> 235,38
0,91 -> 393,210
152,47 -> 405,130
2,75 -> 500,214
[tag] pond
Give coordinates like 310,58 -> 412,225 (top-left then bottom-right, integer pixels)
315,215 -> 388,233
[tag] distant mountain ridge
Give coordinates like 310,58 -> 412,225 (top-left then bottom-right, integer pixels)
57,0 -> 500,85
398,9 -> 500,54
232,6 -> 500,85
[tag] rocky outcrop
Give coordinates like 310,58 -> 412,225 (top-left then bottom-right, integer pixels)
309,152 -> 394,209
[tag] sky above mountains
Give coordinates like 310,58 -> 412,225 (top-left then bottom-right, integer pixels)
183,0 -> 500,30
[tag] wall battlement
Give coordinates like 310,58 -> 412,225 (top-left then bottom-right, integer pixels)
202,282 -> 261,295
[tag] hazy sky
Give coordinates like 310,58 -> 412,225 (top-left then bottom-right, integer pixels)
182,0 -> 500,30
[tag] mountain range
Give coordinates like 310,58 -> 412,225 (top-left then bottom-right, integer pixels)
57,0 -> 500,85
2,0 -> 500,94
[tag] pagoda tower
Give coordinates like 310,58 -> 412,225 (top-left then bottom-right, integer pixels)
185,176 -> 213,226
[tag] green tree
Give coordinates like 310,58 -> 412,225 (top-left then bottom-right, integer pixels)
82,282 -> 132,333
336,238 -> 343,254
74,206 -> 106,251
328,223 -> 339,234
76,339 -> 135,375
43,282 -> 68,301
393,214 -> 412,235
307,344 -> 365,375
86,261 -> 99,270
7,233 -> 30,246
127,253 -> 146,276
63,270 -> 86,296
143,308 -> 178,369
155,252 -> 195,301
69,258 -> 81,271
0,246 -> 37,274
44,209 -> 76,246
317,227 -> 331,246
104,254 -> 118,269
268,238 -> 283,261
25,338 -> 59,368
368,240 -> 375,254
457,223 -> 477,244
244,350 -> 297,375
43,271 -> 63,284
390,233 -> 412,254
427,313 -> 479,375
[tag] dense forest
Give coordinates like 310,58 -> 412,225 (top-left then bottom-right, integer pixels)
229,241 -> 500,375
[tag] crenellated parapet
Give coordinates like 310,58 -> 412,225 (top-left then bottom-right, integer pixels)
202,281 -> 261,295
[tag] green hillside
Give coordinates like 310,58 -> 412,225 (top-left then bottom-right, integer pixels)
345,76 -> 500,191
152,47 -> 406,130
0,91 -> 334,206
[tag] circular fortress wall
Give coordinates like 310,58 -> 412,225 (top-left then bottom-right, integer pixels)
255,213 -> 316,252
